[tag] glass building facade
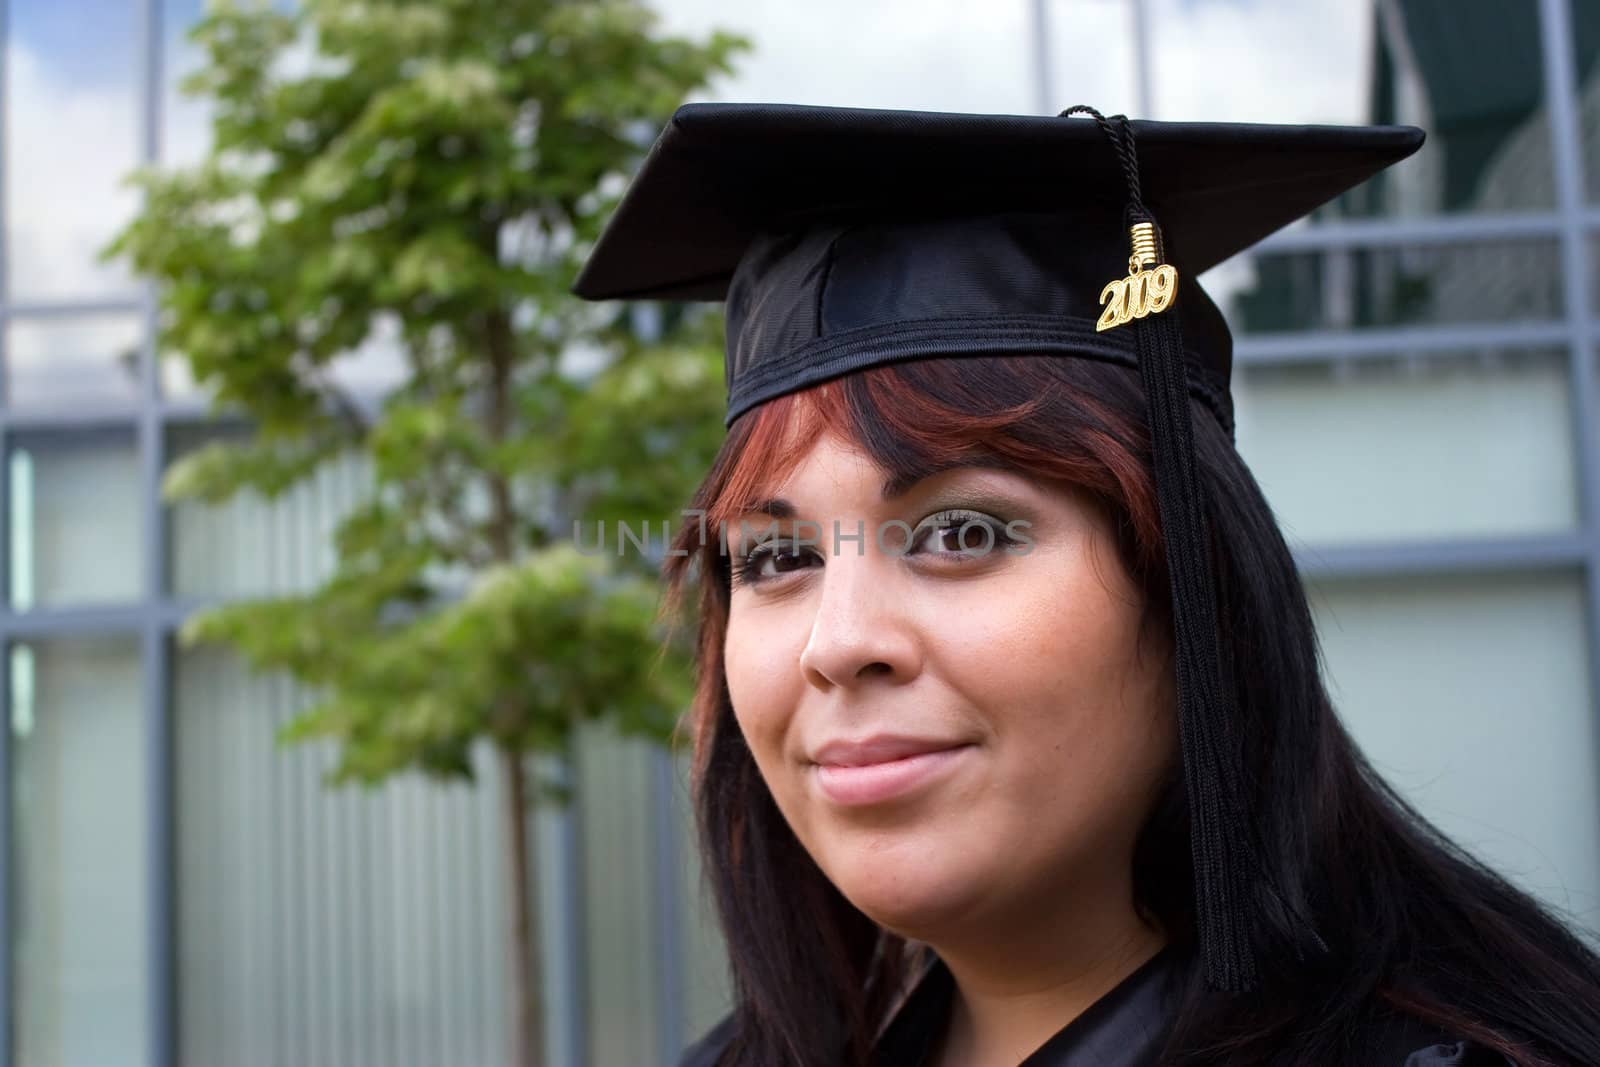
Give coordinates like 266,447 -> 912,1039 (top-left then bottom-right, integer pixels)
1,1 -> 1598,1065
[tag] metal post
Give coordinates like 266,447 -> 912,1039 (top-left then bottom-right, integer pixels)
1130,0 -> 1153,117
0,0 -> 15,1061
560,758 -> 589,1067
136,0 -> 175,1065
1535,0 -> 1600,880
653,749 -> 685,1061
1031,0 -> 1054,114
0,636 -> 9,1067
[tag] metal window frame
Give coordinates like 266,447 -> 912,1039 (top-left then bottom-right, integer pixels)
0,1 -> 1595,1066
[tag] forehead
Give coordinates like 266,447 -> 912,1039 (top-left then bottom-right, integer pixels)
748,432 -> 892,505
739,432 -> 1051,519
705,373 -> 1046,530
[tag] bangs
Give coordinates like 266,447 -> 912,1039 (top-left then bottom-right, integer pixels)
699,385 -> 833,534
702,357 -> 1058,536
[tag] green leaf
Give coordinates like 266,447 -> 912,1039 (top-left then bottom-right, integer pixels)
102,0 -> 739,802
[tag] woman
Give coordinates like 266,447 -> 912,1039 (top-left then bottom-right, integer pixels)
573,103 -> 1600,1066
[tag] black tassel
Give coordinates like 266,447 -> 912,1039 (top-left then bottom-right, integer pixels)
1061,105 -> 1263,994
1131,218 -> 1260,994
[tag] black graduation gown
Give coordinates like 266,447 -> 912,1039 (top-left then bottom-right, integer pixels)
677,943 -> 1516,1066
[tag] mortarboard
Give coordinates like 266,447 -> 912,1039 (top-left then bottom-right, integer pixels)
572,102 -> 1426,995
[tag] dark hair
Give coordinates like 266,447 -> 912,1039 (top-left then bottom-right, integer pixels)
661,353 -> 1600,1066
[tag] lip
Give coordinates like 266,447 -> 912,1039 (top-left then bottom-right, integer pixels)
810,734 -> 973,767
809,736 -> 975,807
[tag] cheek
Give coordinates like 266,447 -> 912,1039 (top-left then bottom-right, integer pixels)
722,607 -> 808,773
954,547 -> 1150,723
948,551 -> 1170,825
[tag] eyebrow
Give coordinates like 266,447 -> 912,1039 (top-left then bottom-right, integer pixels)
740,467 -> 971,519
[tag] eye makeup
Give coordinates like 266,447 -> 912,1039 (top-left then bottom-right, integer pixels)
724,468 -> 1054,591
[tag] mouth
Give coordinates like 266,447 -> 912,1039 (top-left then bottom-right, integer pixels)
811,744 -> 975,807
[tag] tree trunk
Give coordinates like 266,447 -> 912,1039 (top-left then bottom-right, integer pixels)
483,301 -> 545,1067
500,743 -> 546,1067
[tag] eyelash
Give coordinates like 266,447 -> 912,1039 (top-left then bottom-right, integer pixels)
729,510 -> 1018,589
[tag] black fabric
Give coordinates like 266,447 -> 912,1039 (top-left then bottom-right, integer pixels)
572,102 -> 1426,303
719,211 -> 1235,430
673,944 -> 1515,1066
873,944 -> 1187,1066
572,103 -> 1424,433
677,1010 -> 738,1067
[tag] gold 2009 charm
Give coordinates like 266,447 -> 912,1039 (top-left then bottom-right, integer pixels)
1096,222 -> 1179,332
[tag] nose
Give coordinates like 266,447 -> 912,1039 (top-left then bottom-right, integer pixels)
797,549 -> 924,691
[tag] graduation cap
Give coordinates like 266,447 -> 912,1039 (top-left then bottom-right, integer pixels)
573,101 -> 1425,995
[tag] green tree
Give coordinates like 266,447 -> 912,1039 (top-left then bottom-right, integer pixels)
103,2 -> 744,1064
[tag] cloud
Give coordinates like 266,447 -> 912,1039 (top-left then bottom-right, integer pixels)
4,0 -> 1374,406
1147,0 -> 1370,123
3,28 -> 225,407
5,313 -> 145,409
650,0 -> 1051,114
5,21 -> 387,406
4,43 -> 142,303
648,0 -> 1368,122
643,0 -> 1368,315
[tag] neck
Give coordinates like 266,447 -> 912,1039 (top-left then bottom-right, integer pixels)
923,889 -> 1167,1067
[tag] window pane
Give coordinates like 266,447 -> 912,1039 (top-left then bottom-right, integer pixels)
3,0 -> 141,301
1234,349 -> 1578,545
572,718 -> 733,1063
166,424 -> 371,600
5,315 -> 144,411
10,634 -> 149,1067
1589,237 -> 1600,312
1041,0 -> 1134,114
175,644 -> 521,1067
1572,0 -> 1600,203
157,0 -> 216,403
1207,238 -> 1565,336
573,720 -> 662,1064
159,353 -> 208,406
162,0 -> 212,169
1150,0 -> 1554,217
1310,572 -> 1600,939
654,0 -> 1033,113
10,430 -> 142,609
672,746 -> 732,1058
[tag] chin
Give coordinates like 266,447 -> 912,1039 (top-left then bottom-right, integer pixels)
815,836 -> 988,937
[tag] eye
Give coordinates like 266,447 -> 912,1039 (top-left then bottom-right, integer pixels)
731,538 -> 821,588
908,510 -> 1016,560
728,511 -> 1020,590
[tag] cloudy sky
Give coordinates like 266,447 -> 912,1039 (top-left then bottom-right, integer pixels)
651,0 -> 1371,121
4,0 -> 1376,287
0,0 -> 1374,401
640,0 -> 1374,317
